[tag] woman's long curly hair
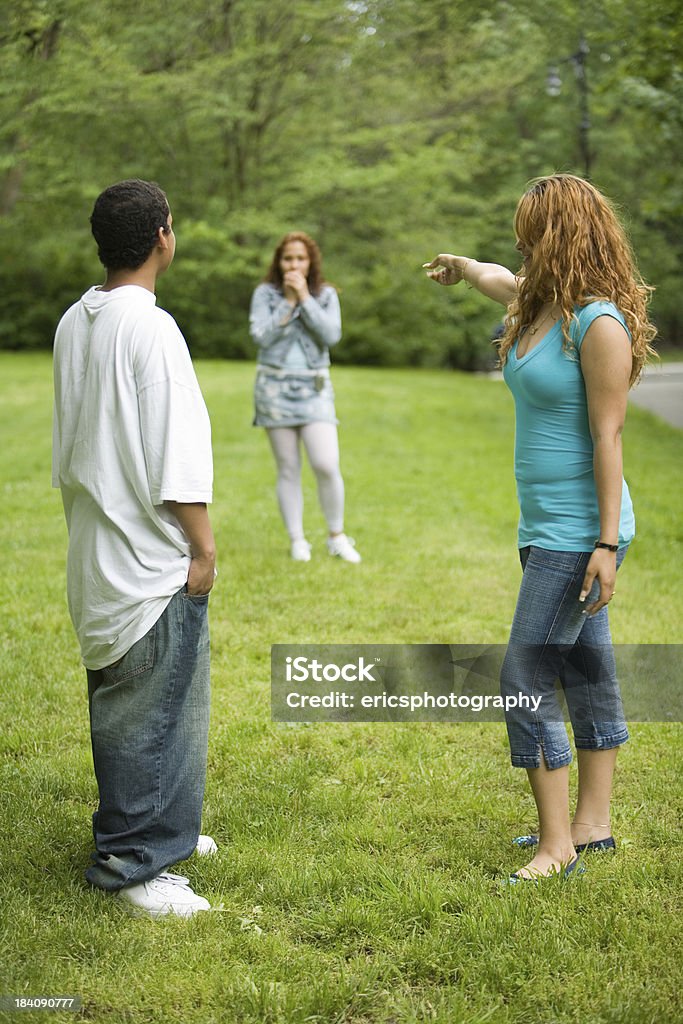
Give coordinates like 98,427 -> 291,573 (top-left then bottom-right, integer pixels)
264,231 -> 326,296
497,174 -> 656,386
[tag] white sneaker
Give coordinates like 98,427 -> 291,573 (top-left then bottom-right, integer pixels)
327,533 -> 362,563
195,834 -> 218,857
291,538 -> 312,561
116,872 -> 210,919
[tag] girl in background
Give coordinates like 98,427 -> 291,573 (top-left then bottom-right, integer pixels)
250,232 -> 361,563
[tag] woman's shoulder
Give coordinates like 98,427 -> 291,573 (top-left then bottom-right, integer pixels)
251,281 -> 285,309
577,298 -> 623,316
253,281 -> 281,297
315,283 -> 339,303
572,300 -> 628,346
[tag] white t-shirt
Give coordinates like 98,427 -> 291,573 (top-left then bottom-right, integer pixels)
52,285 -> 213,670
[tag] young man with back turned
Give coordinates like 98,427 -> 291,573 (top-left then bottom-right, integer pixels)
53,178 -> 217,917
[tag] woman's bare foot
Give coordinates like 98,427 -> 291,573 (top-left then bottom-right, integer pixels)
513,845 -> 577,879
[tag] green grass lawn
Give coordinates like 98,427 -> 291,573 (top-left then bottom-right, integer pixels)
1,352 -> 681,1024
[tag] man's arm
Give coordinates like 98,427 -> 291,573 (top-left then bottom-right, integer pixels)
165,501 -> 216,595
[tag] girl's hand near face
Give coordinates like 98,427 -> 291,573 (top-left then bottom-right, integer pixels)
283,270 -> 310,304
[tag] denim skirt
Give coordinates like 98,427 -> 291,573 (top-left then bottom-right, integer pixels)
253,368 -> 338,428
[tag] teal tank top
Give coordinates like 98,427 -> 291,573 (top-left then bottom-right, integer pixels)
502,300 -> 635,552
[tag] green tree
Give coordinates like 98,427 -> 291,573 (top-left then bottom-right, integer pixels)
0,0 -> 680,359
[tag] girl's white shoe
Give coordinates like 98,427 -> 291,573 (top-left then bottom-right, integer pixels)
291,539 -> 312,561
327,534 -> 361,563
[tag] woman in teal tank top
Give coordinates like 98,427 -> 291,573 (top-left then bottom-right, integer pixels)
424,174 -> 656,882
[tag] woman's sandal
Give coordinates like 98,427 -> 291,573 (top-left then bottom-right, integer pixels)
513,834 -> 616,853
503,856 -> 586,885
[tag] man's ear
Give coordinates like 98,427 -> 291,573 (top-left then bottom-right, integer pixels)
157,226 -> 170,250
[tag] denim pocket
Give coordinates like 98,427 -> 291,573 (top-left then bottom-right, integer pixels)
282,377 -> 315,400
526,546 -> 588,577
102,623 -> 157,683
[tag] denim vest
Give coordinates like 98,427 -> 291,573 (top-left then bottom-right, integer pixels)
249,283 -> 341,369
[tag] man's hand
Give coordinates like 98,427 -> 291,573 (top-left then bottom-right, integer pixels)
186,552 -> 217,597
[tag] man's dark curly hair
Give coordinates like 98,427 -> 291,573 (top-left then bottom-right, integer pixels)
90,179 -> 170,271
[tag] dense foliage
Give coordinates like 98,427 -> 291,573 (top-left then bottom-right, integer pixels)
1,0 -> 681,366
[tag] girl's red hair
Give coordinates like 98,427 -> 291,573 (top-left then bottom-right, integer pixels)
498,174 -> 656,385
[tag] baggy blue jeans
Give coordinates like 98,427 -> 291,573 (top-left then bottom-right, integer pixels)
500,545 -> 629,769
85,587 -> 210,890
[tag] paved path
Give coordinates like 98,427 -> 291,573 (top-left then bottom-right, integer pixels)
628,361 -> 683,430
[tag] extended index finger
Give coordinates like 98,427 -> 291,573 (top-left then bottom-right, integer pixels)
422,253 -> 454,270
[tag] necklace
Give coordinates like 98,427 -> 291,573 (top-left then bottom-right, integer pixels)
527,309 -> 554,336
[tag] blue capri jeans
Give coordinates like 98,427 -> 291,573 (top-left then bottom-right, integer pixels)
500,545 -> 629,769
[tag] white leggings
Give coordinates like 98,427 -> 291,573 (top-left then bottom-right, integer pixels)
267,422 -> 345,539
